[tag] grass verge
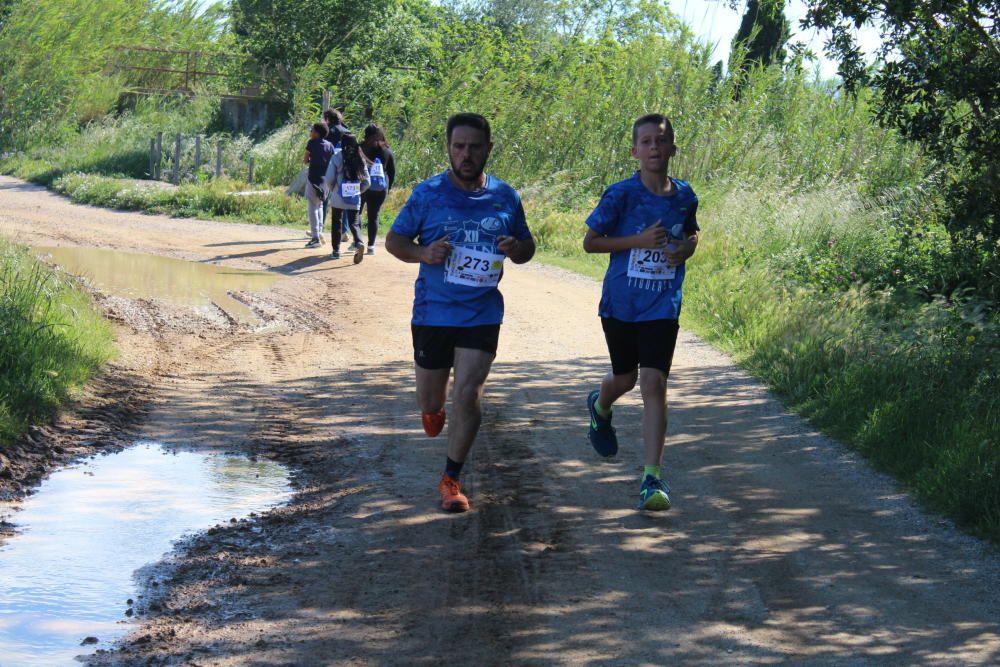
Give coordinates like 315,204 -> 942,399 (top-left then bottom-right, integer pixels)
0,239 -> 115,446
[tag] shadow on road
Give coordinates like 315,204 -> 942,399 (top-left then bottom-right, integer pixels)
101,354 -> 1000,665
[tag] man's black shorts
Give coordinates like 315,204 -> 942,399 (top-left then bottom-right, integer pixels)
412,324 -> 501,370
601,317 -> 680,376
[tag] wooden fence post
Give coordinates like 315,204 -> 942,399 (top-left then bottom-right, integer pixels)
215,141 -> 223,178
172,133 -> 181,185
247,157 -> 255,184
322,90 -> 330,111
149,138 -> 156,179
155,132 -> 163,180
194,135 -> 202,174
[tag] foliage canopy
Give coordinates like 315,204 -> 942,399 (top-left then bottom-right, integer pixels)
804,0 -> 1000,297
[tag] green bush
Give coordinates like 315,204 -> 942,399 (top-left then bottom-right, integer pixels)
0,240 -> 115,444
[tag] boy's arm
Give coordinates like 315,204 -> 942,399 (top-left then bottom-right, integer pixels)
584,222 -> 667,254
665,231 -> 698,267
303,149 -> 310,165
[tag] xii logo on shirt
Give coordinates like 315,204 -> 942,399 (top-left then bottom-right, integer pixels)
444,217 -> 504,252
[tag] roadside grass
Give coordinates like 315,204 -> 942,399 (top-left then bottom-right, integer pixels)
682,185 -> 1000,541
0,155 -> 305,227
52,173 -> 302,227
0,239 -> 115,446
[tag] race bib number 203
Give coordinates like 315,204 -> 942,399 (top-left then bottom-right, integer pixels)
445,246 -> 505,287
627,247 -> 676,280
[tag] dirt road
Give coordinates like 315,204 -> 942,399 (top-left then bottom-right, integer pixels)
2,174 -> 999,665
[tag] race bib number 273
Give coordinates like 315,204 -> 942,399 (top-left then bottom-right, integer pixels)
445,246 -> 505,287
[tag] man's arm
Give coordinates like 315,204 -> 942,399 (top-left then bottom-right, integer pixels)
497,235 -> 536,264
386,231 -> 452,264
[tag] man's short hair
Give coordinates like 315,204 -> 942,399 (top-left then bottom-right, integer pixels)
632,114 -> 674,145
447,113 -> 491,143
312,122 -> 329,139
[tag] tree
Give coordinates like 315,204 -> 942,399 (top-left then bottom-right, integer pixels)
803,1 -> 1000,298
731,0 -> 790,69
230,0 -> 396,96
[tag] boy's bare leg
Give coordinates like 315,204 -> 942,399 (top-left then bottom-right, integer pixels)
597,369 -> 638,412
639,367 -> 668,467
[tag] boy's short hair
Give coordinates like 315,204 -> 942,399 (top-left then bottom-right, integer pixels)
323,108 -> 344,126
447,113 -> 491,143
312,122 -> 329,139
632,114 -> 674,145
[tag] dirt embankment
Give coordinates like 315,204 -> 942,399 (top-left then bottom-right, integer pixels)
1,175 -> 999,665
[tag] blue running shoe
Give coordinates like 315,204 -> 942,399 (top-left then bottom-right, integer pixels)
637,474 -> 671,511
587,390 -> 618,457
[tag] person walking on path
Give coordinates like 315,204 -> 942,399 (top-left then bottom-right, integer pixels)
303,122 -> 334,249
582,113 -> 700,511
324,132 -> 370,263
359,123 -> 396,255
322,108 -> 351,241
385,113 -> 535,513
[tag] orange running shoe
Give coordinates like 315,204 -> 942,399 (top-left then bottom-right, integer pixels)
438,474 -> 470,512
421,409 -> 446,437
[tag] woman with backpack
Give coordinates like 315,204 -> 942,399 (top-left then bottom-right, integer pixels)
359,124 -> 396,255
323,132 -> 370,263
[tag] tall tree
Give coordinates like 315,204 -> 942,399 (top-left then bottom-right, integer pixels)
731,0 -> 790,69
803,0 -> 1000,297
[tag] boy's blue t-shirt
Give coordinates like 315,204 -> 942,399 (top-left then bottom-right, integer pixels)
586,173 -> 700,322
390,172 -> 532,327
306,138 -> 334,185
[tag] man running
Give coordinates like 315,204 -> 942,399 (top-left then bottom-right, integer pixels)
386,112 -> 535,512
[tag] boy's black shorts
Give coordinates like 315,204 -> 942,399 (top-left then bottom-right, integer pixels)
601,317 -> 680,376
412,324 -> 501,370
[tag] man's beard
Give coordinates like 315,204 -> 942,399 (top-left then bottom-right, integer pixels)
449,157 -> 486,183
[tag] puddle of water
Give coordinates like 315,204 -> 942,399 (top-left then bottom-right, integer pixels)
0,442 -> 292,665
33,246 -> 282,324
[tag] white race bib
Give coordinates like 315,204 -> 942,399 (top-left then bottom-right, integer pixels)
370,161 -> 385,177
445,246 -> 505,287
627,246 -> 676,280
340,182 -> 361,198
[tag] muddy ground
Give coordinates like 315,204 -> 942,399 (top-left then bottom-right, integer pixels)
1,174 -> 999,665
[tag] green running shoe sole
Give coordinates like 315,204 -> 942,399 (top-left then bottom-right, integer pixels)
640,491 -> 672,511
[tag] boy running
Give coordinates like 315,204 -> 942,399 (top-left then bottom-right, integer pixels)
386,113 -> 535,513
583,113 -> 700,511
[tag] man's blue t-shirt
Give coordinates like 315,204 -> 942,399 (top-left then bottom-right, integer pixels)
586,173 -> 699,322
306,138 -> 334,185
390,172 -> 532,327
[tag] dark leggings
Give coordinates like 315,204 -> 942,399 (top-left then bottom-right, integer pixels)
360,189 -> 388,247
331,208 -> 362,251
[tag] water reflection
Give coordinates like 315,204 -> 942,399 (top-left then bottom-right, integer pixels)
33,246 -> 283,324
0,442 -> 291,665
